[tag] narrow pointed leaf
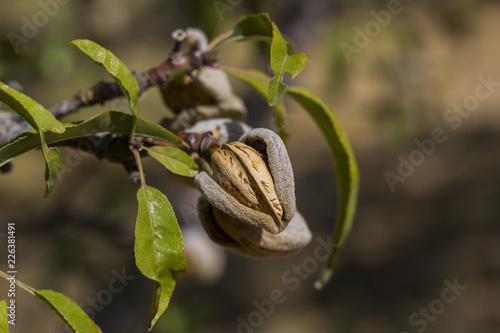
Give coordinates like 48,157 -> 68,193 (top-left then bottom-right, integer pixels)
224,68 -> 288,142
210,13 -> 273,50
135,186 -> 187,329
36,290 -> 102,333
0,111 -> 184,167
0,300 -> 8,332
268,24 -> 309,106
0,272 -> 101,332
143,146 -> 198,177
71,39 -> 139,118
0,81 -> 65,134
286,87 -> 359,289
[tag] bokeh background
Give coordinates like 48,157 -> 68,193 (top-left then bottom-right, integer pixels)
1,0 -> 500,332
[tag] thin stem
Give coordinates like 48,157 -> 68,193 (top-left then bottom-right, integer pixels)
206,29 -> 233,54
139,137 -> 179,147
132,148 -> 146,187
0,269 -> 36,296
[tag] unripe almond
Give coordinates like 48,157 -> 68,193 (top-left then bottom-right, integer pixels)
211,142 -> 283,228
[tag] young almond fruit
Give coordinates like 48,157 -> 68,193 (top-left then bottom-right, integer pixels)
211,141 -> 284,229
197,196 -> 311,258
195,128 -> 296,234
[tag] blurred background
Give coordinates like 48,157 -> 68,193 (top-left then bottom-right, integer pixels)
1,0 -> 499,332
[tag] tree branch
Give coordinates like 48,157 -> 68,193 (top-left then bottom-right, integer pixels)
49,61 -> 173,119
0,49 -> 215,149
0,28 -> 221,176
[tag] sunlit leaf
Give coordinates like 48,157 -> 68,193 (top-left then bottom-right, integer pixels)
143,146 -> 198,177
71,39 -> 139,118
36,290 -> 102,333
286,87 -> 359,289
224,68 -> 288,142
135,186 -> 187,330
0,111 -> 184,168
0,271 -> 102,332
0,300 -> 8,332
0,81 -> 65,134
268,24 -> 309,106
0,81 -> 65,195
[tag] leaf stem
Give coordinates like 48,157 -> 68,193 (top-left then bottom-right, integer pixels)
0,270 -> 36,296
132,148 -> 146,187
219,65 -> 269,82
206,29 -> 234,54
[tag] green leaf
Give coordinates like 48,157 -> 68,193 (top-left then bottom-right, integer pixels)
42,144 -> 61,197
0,81 -> 65,134
0,271 -> 101,333
0,111 -> 183,167
0,300 -> 8,332
286,87 -> 359,290
135,186 -> 187,330
210,13 -> 273,50
143,146 -> 198,177
268,24 -> 309,106
71,39 -> 139,119
36,290 -> 102,333
0,80 -> 65,195
224,68 -> 288,142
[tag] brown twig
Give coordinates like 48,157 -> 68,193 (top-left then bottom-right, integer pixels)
49,60 -> 174,119
0,47 -> 216,148
0,29 -> 221,177
0,62 -> 175,149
